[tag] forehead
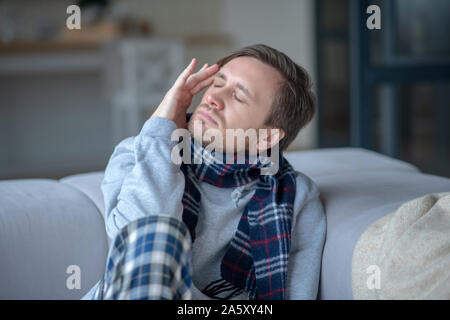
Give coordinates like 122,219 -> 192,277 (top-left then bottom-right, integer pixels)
219,56 -> 283,102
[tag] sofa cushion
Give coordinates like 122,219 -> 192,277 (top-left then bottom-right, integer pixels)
284,147 -> 419,178
352,192 -> 450,299
60,172 -> 105,219
313,170 -> 450,299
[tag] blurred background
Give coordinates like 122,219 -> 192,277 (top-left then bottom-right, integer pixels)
0,0 -> 448,180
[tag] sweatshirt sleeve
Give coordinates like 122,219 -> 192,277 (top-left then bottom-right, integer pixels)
101,116 -> 186,240
286,172 -> 327,300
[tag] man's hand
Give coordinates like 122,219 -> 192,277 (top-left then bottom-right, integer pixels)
150,58 -> 219,129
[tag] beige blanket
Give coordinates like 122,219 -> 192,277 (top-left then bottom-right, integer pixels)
352,192 -> 450,299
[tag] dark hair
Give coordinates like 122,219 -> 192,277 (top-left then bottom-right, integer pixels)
215,44 -> 316,151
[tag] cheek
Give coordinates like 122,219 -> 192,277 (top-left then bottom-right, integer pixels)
243,108 -> 268,129
226,109 -> 252,129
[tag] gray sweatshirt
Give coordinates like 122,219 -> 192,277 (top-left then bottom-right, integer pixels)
83,116 -> 326,300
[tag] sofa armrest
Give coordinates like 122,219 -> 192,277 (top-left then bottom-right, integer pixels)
0,178 -> 108,299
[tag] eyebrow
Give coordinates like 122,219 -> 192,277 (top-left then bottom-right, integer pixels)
215,71 -> 253,101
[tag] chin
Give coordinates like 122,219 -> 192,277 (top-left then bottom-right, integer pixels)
187,115 -> 202,134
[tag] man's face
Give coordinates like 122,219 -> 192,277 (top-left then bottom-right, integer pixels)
187,56 -> 284,154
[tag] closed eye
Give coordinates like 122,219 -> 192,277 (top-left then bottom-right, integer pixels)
233,92 -> 244,103
213,85 -> 244,103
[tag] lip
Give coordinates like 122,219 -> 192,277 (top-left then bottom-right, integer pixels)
198,111 -> 218,125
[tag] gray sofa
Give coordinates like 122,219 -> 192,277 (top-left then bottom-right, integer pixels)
1,147 -> 449,299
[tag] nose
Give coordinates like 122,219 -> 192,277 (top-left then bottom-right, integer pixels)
206,93 -> 224,111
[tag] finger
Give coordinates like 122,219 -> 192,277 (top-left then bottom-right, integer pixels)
189,63 -> 209,79
186,64 -> 218,91
186,63 -> 209,84
190,74 -> 215,95
175,58 -> 198,86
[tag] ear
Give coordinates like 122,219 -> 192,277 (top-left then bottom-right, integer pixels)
256,127 -> 285,152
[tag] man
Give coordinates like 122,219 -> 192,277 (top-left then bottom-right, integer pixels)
83,44 -> 326,300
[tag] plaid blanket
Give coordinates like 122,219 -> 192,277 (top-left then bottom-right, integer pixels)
91,215 -> 193,300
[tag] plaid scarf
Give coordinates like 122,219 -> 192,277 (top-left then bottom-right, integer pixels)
179,114 -> 297,300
